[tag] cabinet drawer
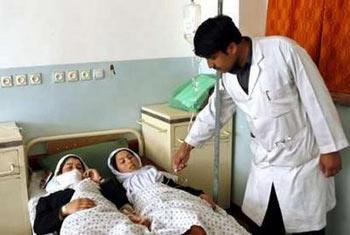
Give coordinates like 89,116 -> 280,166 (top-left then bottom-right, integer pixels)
141,114 -> 169,133
0,148 -> 20,177
173,122 -> 232,147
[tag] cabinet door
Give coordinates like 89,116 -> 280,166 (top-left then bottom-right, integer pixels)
0,177 -> 29,235
141,114 -> 171,170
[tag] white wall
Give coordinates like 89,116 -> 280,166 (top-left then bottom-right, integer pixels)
0,0 -> 191,68
0,0 -> 241,69
239,0 -> 268,36
197,0 -> 239,25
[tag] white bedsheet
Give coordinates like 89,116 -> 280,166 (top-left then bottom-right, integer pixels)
130,183 -> 250,235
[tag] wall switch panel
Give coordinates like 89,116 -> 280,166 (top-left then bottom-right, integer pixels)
80,70 -> 92,81
67,70 -> 79,82
1,76 -> 13,88
93,69 -> 105,80
29,73 -> 42,85
53,72 -> 65,83
14,74 -> 27,86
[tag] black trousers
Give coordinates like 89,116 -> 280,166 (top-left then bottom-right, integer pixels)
254,184 -> 325,235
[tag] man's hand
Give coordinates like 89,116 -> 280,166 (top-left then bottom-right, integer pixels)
199,193 -> 216,210
172,142 -> 194,172
61,198 -> 96,217
83,169 -> 102,183
319,152 -> 342,177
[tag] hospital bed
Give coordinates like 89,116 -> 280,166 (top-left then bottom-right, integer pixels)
25,127 -> 250,234
25,127 -> 170,233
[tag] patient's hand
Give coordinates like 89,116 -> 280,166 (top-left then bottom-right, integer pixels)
200,193 -> 216,210
128,214 -> 151,229
61,198 -> 96,217
83,169 -> 102,183
172,142 -> 194,172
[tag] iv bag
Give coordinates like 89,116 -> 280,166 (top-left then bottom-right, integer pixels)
183,1 -> 201,45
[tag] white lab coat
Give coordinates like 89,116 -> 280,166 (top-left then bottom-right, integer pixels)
185,36 -> 348,233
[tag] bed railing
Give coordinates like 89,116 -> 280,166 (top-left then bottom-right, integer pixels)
25,128 -> 144,158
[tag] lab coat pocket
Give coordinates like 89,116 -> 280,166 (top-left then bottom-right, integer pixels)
261,82 -> 298,118
250,138 -> 268,165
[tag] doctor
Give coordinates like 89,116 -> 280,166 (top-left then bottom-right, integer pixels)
172,15 -> 348,235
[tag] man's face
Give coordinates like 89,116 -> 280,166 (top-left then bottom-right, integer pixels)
115,150 -> 141,173
205,43 -> 238,73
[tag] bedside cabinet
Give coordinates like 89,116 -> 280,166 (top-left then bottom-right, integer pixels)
140,103 -> 232,208
0,122 -> 30,235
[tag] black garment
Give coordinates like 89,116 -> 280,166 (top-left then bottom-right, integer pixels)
34,178 -> 128,235
256,184 -> 285,235
255,185 -> 326,235
162,176 -> 204,196
229,36 -> 252,94
293,229 -> 326,235
34,188 -> 74,235
100,177 -> 128,209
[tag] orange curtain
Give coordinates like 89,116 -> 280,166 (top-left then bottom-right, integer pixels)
266,0 -> 350,95
265,0 -> 293,37
319,0 -> 350,93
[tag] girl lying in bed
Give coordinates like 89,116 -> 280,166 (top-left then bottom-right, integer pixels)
33,154 -> 150,235
108,148 -> 250,235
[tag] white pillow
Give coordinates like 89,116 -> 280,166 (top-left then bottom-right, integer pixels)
28,170 -> 47,199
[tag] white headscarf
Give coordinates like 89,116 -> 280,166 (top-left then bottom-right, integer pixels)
107,148 -> 163,199
45,154 -> 89,194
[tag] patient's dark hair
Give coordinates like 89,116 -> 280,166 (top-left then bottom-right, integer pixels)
57,156 -> 85,175
110,155 -> 118,171
194,15 -> 242,58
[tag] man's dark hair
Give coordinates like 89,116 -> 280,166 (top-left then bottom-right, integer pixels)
194,15 -> 242,58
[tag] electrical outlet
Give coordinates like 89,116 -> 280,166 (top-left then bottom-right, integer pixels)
80,70 -> 91,81
14,74 -> 27,86
1,76 -> 13,88
93,69 -> 105,80
53,72 -> 65,83
29,73 -> 42,85
67,70 -> 79,82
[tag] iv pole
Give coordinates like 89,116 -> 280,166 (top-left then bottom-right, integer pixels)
182,0 -> 224,204
213,0 -> 224,204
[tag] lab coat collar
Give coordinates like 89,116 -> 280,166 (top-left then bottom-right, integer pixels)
248,39 -> 264,98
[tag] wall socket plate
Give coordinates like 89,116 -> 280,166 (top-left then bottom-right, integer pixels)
93,69 -> 105,80
67,70 -> 79,82
80,70 -> 91,81
14,74 -> 28,86
1,76 -> 13,87
53,72 -> 65,83
29,73 -> 42,85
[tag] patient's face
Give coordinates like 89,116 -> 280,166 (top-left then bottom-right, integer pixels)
62,157 -> 85,175
115,150 -> 141,173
